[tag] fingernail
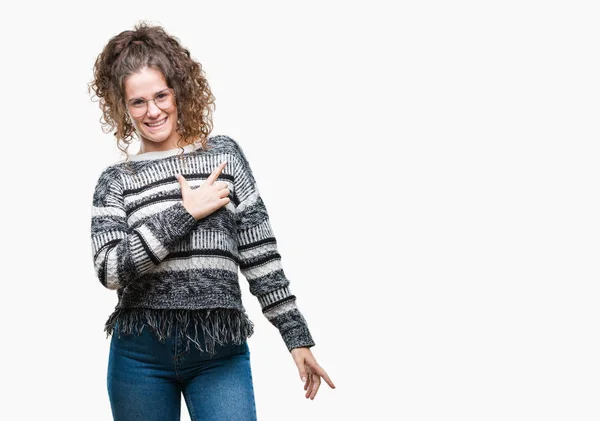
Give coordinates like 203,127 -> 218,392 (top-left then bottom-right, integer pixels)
302,377 -> 307,382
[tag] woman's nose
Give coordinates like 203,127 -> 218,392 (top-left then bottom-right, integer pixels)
146,99 -> 162,117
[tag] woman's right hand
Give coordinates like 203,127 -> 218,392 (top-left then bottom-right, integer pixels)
176,161 -> 230,221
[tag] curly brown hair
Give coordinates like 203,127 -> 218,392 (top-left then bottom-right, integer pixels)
88,21 -> 216,160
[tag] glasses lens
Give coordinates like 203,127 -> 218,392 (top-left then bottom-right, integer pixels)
155,91 -> 173,110
128,101 -> 147,118
127,91 -> 173,118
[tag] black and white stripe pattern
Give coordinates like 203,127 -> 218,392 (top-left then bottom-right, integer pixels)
258,286 -> 293,308
90,135 -> 314,351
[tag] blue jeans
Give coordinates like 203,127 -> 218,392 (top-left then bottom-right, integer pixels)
107,319 -> 257,421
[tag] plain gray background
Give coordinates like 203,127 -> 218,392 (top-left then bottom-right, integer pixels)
1,1 -> 599,420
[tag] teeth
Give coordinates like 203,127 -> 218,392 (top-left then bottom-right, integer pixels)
147,118 -> 167,127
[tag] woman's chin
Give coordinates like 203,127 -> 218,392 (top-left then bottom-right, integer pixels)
139,133 -> 173,145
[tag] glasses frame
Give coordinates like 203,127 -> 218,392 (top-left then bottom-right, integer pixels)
126,88 -> 175,118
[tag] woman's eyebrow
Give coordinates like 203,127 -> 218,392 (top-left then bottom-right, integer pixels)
128,88 -> 169,101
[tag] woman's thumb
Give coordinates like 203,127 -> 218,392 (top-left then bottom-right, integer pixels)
294,359 -> 308,382
176,174 -> 189,193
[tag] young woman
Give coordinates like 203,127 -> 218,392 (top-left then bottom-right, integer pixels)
89,22 -> 334,421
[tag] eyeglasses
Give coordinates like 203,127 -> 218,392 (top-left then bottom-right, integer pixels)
126,89 -> 174,118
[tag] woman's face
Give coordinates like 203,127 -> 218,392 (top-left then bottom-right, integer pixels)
124,67 -> 179,153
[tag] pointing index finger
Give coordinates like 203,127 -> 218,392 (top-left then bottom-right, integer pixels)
314,365 -> 335,389
206,161 -> 227,185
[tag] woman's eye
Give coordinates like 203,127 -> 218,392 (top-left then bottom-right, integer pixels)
130,100 -> 144,107
156,93 -> 168,100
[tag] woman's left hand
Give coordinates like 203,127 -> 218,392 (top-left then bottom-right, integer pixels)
290,347 -> 336,400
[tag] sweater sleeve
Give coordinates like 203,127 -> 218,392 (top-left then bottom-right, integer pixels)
90,165 -> 197,290
231,138 -> 315,351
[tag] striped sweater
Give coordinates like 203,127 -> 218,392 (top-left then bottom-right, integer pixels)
90,134 -> 314,352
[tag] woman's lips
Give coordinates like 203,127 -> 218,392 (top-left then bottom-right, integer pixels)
144,117 -> 167,130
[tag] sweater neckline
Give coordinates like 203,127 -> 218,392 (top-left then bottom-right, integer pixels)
128,143 -> 199,162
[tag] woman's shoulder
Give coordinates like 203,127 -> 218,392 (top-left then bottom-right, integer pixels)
205,133 -> 246,157
93,161 -> 129,187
